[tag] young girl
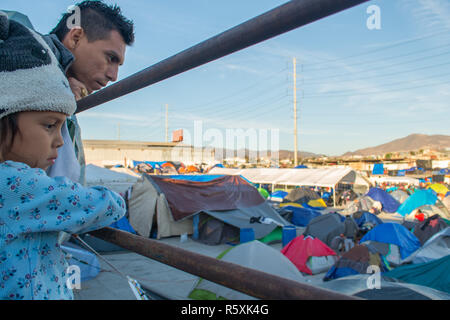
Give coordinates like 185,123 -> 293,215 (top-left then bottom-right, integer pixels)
0,13 -> 126,300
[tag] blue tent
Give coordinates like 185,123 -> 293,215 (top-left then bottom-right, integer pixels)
372,163 -> 384,175
361,223 -> 421,260
397,170 -> 406,176
165,175 -> 224,182
286,206 -> 321,227
383,255 -> 450,294
294,165 -> 308,169
109,216 -> 136,234
354,212 -> 383,228
397,189 -> 437,216
366,187 -> 401,213
270,190 -> 288,201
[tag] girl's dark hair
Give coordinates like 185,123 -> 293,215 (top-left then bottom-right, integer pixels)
51,0 -> 135,45
0,113 -> 19,160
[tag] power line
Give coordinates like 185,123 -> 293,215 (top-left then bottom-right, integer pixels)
303,28 -> 450,70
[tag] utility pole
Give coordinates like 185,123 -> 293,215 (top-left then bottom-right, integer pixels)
165,104 -> 169,143
293,57 -> 298,167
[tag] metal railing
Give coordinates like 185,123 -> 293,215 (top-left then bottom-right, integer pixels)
82,0 -> 371,299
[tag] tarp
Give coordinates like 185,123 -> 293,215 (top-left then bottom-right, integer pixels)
397,189 -> 438,216
372,163 -> 384,175
360,223 -> 421,260
150,175 -> 265,221
366,187 -> 400,213
281,235 -> 336,275
189,241 -> 305,300
383,255 -> 450,294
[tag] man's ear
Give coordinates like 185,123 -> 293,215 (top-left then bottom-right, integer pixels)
62,27 -> 85,51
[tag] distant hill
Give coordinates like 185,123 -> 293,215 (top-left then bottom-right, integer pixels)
343,134 -> 450,157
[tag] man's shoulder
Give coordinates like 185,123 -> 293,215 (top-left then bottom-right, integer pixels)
41,34 -> 74,73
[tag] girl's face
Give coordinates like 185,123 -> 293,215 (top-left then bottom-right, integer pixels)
3,111 -> 66,170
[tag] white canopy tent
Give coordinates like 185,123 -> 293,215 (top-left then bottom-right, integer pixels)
209,167 -> 371,207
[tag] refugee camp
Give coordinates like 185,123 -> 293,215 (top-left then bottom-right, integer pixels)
0,0 -> 449,305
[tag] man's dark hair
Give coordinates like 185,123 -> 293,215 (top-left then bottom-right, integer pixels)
50,0 -> 134,45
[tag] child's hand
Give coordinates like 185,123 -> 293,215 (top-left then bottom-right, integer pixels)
67,77 -> 89,101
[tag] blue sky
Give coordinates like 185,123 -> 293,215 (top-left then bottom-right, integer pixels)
2,0 -> 450,156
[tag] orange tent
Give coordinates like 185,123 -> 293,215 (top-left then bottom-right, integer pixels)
186,165 -> 200,173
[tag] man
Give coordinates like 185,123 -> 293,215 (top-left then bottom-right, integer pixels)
43,0 -> 135,183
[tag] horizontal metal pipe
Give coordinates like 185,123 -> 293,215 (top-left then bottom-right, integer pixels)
76,0 -> 370,113
89,227 -> 360,300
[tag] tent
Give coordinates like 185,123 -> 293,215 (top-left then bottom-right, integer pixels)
283,187 -> 320,205
397,189 -> 438,216
317,274 -> 450,300
403,228 -> 450,264
413,215 -> 448,245
61,242 -> 100,282
209,167 -> 372,206
323,244 -> 387,281
360,223 -> 421,261
383,255 -> 450,294
352,211 -> 383,229
128,174 -> 288,240
286,206 -> 322,227
85,164 -> 139,194
303,213 -> 358,247
189,241 -> 305,300
390,189 -> 410,204
281,235 -> 337,275
269,190 -> 288,202
428,183 -> 449,195
366,187 -> 400,213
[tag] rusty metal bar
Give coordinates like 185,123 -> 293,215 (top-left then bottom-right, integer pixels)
89,227 -> 360,300
76,0 -> 370,113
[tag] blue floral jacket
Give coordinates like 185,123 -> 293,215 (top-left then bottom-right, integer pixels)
0,161 -> 126,300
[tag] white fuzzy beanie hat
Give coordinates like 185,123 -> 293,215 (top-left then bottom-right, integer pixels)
0,11 -> 76,119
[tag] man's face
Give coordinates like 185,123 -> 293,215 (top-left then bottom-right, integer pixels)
4,111 -> 67,170
67,29 -> 126,94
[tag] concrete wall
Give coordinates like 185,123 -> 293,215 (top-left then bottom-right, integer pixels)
83,140 -> 215,167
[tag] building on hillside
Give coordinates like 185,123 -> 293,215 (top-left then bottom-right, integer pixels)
83,140 -> 216,168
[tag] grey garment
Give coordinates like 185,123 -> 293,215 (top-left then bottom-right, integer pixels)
41,33 -> 74,74
67,115 -> 86,185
